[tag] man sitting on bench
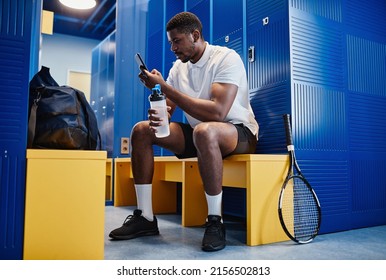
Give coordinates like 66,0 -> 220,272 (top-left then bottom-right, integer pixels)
109,11 -> 259,252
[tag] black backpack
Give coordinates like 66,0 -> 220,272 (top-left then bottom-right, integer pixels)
28,66 -> 100,150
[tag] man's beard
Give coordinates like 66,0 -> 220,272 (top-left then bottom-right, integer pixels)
180,42 -> 196,63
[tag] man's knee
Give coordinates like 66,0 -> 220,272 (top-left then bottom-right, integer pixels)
193,123 -> 216,147
131,121 -> 151,141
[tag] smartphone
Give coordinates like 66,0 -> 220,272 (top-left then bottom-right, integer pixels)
135,53 -> 148,77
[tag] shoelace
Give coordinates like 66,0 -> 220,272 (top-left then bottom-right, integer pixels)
204,220 -> 222,234
123,212 -> 141,226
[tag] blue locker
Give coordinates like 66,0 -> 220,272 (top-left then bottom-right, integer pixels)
165,0 -> 187,70
111,0 -> 148,158
290,0 -> 386,233
245,0 -> 386,234
212,0 -> 244,58
0,0 -> 40,259
90,32 -> 116,157
146,27 -> 164,156
187,0 -> 211,42
163,0 -> 186,156
247,0 -> 290,154
289,5 -> 350,232
145,0 -> 185,156
145,0 -> 165,156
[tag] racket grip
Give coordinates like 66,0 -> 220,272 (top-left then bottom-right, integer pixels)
283,114 -> 293,146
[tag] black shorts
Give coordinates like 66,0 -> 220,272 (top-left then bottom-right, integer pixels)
174,122 -> 257,159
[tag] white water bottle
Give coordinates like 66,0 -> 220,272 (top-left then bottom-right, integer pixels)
149,84 -> 170,138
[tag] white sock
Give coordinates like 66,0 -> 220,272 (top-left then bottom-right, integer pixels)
135,184 -> 154,221
205,191 -> 223,217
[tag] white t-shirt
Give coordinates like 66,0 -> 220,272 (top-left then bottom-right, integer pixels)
166,43 -> 259,138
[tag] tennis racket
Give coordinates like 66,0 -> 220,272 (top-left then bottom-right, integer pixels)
278,114 -> 321,244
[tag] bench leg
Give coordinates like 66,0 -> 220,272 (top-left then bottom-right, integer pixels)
246,160 -> 289,246
114,161 -> 136,206
182,161 -> 207,226
114,161 -> 177,214
152,161 -> 177,213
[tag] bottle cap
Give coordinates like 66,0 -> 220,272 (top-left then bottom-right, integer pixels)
150,84 -> 165,101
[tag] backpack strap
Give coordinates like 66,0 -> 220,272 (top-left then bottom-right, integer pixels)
28,66 -> 58,148
27,90 -> 42,148
74,89 -> 102,150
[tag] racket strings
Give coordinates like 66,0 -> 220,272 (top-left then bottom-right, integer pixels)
281,177 -> 320,242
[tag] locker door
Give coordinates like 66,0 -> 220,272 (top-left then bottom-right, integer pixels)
187,0 -> 211,43
246,0 -> 290,153
0,0 -> 39,259
212,0 -> 244,58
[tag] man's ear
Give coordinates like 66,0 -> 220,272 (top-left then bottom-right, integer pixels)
192,30 -> 200,42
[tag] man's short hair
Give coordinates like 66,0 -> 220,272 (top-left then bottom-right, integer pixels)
166,12 -> 203,39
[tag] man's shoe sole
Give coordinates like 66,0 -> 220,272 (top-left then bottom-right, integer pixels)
202,243 -> 226,252
109,229 -> 159,240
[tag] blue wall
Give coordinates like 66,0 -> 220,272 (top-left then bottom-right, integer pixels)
41,33 -> 99,86
91,0 -> 386,233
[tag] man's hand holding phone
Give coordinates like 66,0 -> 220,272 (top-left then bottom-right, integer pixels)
135,53 -> 166,90
135,53 -> 148,78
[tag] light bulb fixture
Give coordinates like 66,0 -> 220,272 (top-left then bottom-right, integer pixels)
59,0 -> 96,10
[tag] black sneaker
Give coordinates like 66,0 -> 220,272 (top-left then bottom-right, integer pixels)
201,215 -> 226,252
109,209 -> 159,240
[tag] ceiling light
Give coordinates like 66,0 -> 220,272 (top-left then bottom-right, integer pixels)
59,0 -> 96,10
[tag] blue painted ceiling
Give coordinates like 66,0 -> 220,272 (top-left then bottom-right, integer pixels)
43,0 -> 116,41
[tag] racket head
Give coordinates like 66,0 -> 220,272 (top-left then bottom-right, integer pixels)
278,173 -> 321,244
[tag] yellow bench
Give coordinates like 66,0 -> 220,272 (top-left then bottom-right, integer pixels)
114,154 -> 289,246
